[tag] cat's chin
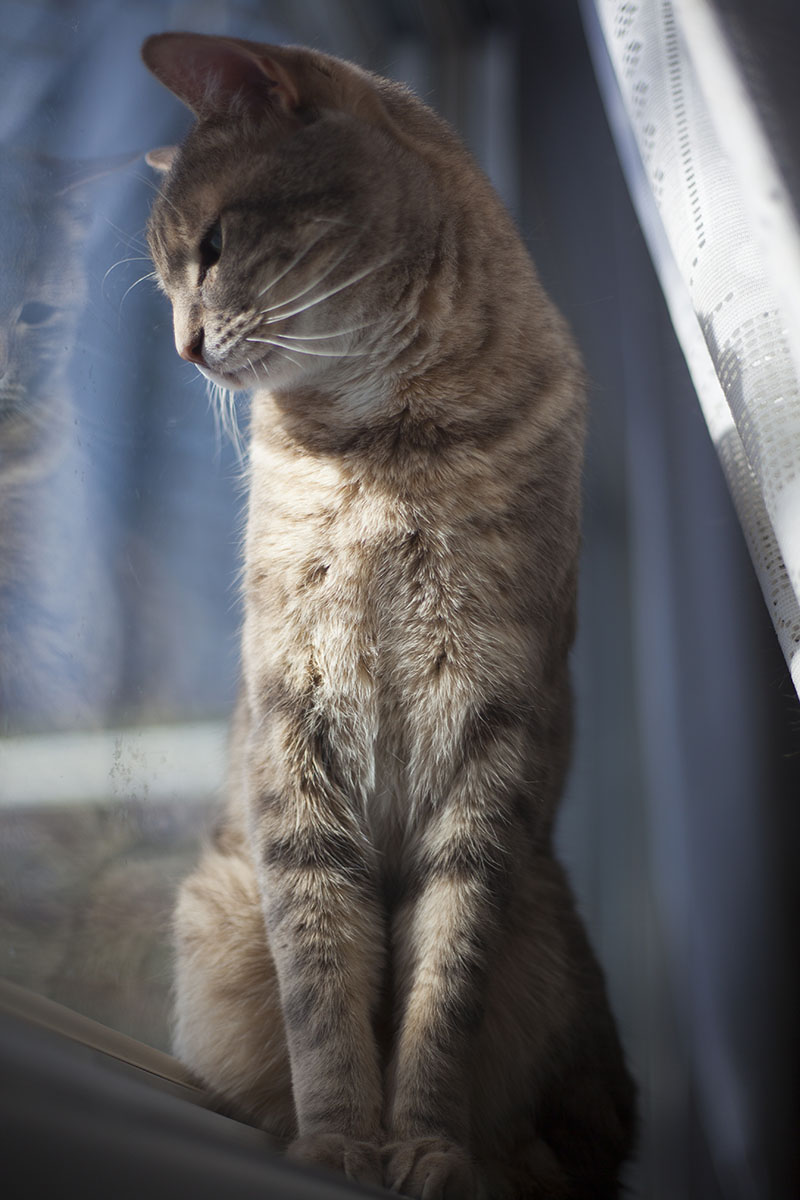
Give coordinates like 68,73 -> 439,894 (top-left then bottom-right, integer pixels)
195,363 -> 250,392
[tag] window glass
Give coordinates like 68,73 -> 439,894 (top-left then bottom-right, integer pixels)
0,0 -> 300,1050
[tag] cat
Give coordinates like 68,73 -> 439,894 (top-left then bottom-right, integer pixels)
142,32 -> 636,1199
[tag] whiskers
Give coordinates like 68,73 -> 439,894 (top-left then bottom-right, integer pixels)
205,378 -> 247,461
119,270 -> 159,309
133,168 -> 182,218
255,229 -> 330,300
246,334 -> 374,360
102,214 -> 159,313
102,253 -> 159,319
259,255 -> 394,327
241,217 -> 395,374
244,253 -> 392,373
258,240 -> 357,316
266,345 -> 303,371
102,255 -> 152,287
257,321 -> 379,342
246,310 -> 383,367
255,217 -> 356,303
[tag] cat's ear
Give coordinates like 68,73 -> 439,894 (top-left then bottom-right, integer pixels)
141,33 -> 300,119
145,145 -> 179,173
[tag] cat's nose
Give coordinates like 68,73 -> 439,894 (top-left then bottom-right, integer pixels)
179,329 -> 206,366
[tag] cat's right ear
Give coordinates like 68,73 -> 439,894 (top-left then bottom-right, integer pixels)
145,145 -> 178,174
141,33 -> 299,120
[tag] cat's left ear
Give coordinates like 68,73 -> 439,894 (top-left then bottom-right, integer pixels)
145,145 -> 179,173
141,33 -> 300,120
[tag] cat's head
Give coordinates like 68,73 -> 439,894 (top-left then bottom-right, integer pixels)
142,34 -> 451,410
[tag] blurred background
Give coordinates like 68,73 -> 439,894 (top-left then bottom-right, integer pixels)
0,2 -> 797,1198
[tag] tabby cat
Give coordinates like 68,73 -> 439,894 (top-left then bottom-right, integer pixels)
142,33 -> 635,1199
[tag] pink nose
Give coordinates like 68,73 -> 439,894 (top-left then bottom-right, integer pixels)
179,330 -> 206,365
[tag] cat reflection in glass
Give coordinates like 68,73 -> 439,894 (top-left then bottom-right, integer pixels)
0,151 -> 120,732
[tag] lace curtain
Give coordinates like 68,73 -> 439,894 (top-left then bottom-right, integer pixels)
582,0 -> 800,697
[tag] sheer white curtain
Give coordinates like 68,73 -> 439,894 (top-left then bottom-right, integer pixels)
582,0 -> 800,697
578,3 -> 800,1196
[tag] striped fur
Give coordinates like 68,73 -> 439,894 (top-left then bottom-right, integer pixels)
144,34 -> 635,1198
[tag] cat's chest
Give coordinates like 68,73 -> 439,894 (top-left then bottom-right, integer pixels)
243,438 -> 494,839
245,440 -> 428,651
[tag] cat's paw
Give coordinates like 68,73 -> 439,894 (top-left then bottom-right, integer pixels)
383,1138 -> 477,1199
287,1132 -> 383,1188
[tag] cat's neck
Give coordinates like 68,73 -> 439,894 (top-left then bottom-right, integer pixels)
245,365 -> 565,543
249,384 -> 488,472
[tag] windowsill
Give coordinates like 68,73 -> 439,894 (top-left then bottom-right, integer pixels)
0,976 -> 204,1106
0,720 -> 227,809
0,978 -> 386,1198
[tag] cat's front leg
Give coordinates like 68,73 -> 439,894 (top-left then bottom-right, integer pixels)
384,850 -> 490,1200
384,706 -> 528,1200
384,843 -> 491,1200
247,699 -> 385,1187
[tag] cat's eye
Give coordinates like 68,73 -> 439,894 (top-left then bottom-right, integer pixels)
18,301 -> 58,326
198,219 -> 223,280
